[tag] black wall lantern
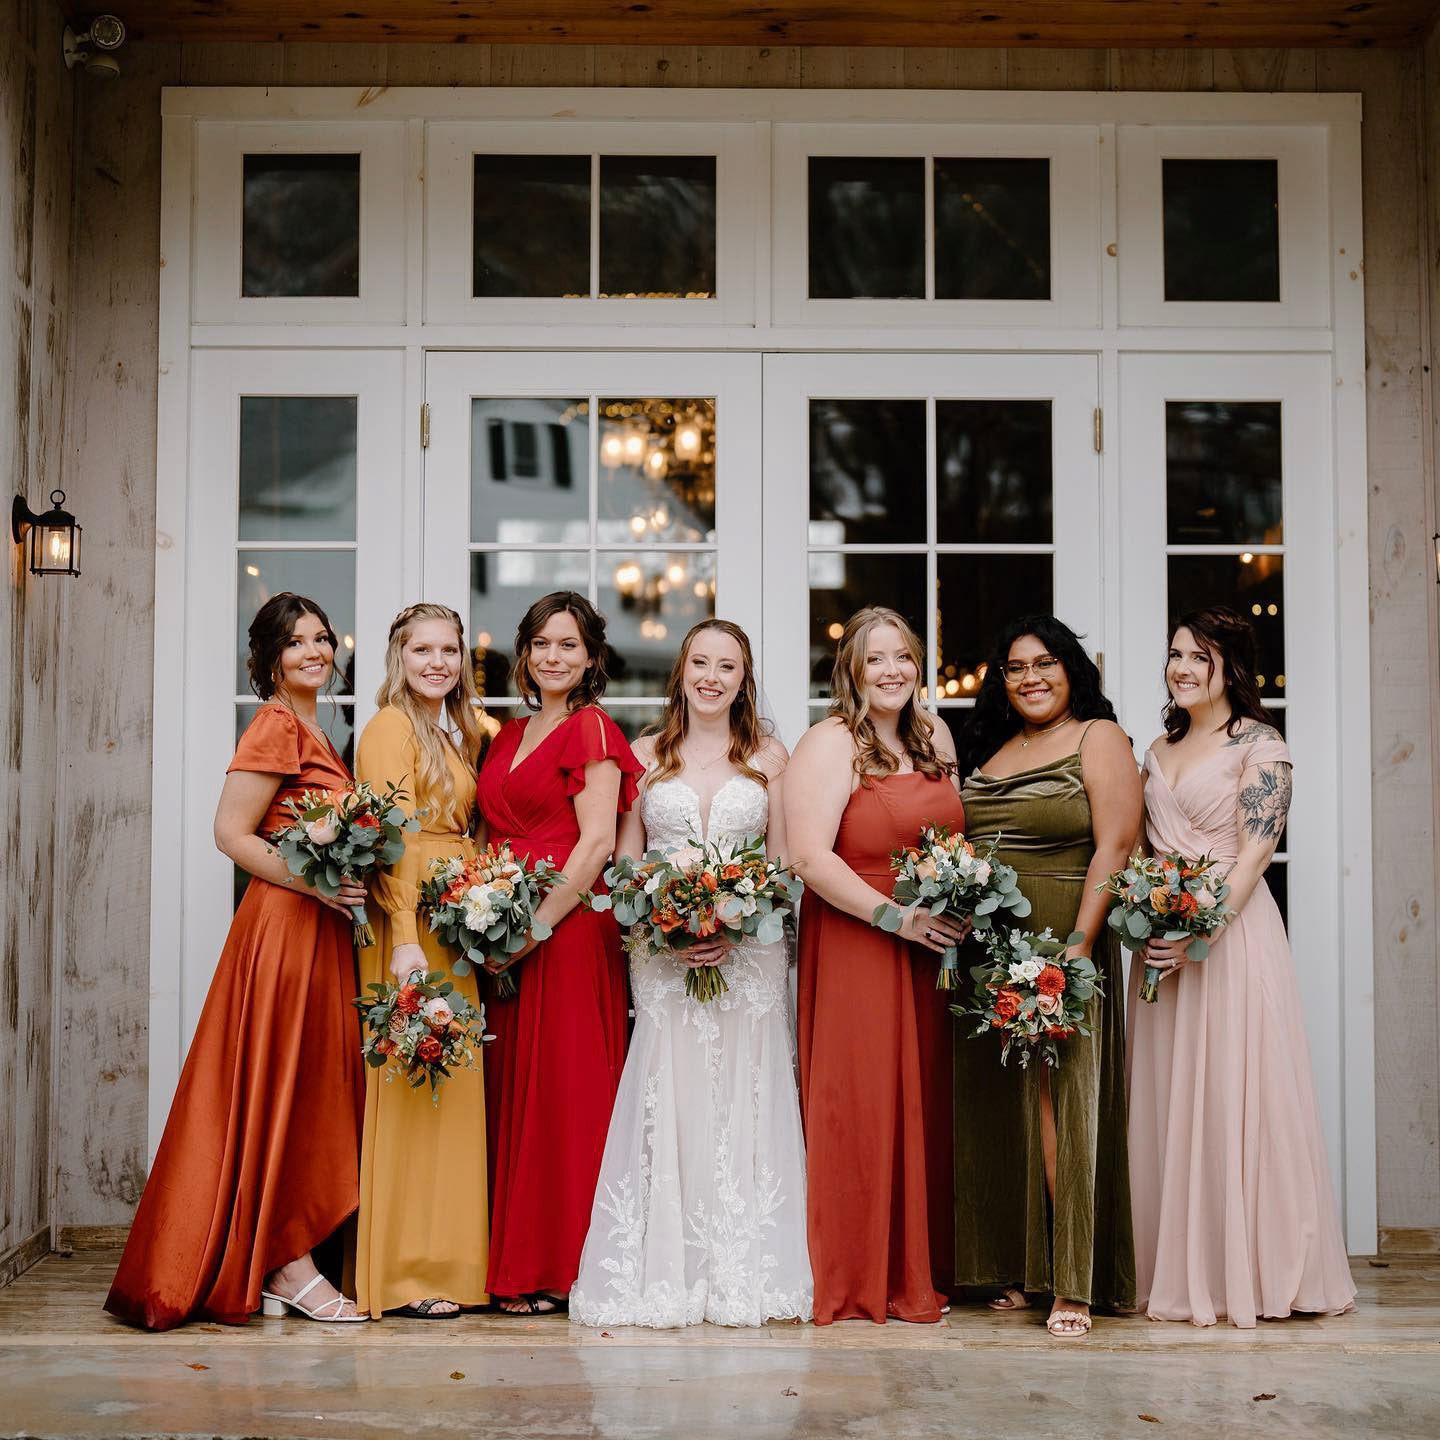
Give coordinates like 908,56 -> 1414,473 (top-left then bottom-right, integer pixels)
12,490 -> 82,576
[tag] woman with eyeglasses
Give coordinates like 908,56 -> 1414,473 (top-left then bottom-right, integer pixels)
951,615 -> 1140,1339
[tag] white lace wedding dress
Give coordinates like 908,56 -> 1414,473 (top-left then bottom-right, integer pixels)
570,774 -> 813,1328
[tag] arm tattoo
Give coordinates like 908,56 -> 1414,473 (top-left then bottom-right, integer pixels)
1238,763 -> 1292,842
1223,720 -> 1282,748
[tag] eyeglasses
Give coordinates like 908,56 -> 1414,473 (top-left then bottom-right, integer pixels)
1003,656 -> 1061,684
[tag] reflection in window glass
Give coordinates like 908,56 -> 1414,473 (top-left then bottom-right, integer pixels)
937,400 -> 1052,544
473,154 -> 590,298
469,550 -> 589,700
808,552 -> 927,698
598,398 -> 715,545
604,705 -> 667,743
599,156 -> 717,299
936,553 -> 1054,698
1162,158 -> 1280,303
1166,401 -> 1282,546
934,157 -> 1051,301
601,551 -> 716,696
809,157 -> 925,300
1168,553 -> 1285,695
239,397 -> 357,542
242,154 -> 360,299
470,398 -> 589,544
236,549 -> 356,695
809,399 -> 925,545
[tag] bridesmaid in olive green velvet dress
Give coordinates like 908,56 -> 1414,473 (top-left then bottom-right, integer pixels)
953,616 -> 1140,1338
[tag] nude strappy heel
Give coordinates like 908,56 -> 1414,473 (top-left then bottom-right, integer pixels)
260,1272 -> 368,1322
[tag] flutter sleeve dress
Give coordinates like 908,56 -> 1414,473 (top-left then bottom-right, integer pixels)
105,704 -> 363,1330
476,705 -> 643,1299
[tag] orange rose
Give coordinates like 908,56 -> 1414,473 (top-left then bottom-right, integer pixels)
1045,1025 -> 1074,1040
395,985 -> 422,1016
993,988 -> 1022,1022
700,872 -> 719,893
415,1034 -> 444,1064
375,1036 -> 396,1057
1035,964 -> 1067,997
1149,887 -> 1172,913
353,811 -> 380,831
722,863 -> 744,881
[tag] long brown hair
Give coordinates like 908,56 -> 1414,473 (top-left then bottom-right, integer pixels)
828,606 -> 950,780
645,620 -> 772,786
1162,605 -> 1271,742
510,590 -> 611,712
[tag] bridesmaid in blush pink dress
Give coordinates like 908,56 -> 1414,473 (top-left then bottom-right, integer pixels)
1127,607 -> 1355,1329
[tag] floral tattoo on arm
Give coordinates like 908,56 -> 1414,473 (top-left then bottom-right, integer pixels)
1238,764 -> 1292,843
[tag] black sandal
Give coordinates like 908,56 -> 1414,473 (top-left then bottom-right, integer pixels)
396,1297 -> 460,1319
532,1292 -> 568,1315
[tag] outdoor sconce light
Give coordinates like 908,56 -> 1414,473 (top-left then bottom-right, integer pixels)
12,490 -> 82,577
63,15 -> 127,78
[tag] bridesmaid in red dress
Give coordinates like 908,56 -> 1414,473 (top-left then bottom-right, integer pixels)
106,594 -> 366,1329
787,606 -> 970,1324
477,591 -> 642,1315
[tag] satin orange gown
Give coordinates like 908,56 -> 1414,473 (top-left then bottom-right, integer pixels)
797,770 -> 964,1324
106,704 -> 364,1330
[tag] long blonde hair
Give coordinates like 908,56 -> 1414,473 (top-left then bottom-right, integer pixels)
375,603 -> 487,829
829,606 -> 950,781
645,620 -> 772,786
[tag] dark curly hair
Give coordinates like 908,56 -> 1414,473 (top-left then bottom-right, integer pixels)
1162,606 -> 1270,742
511,590 -> 612,712
955,614 -> 1117,778
246,592 -> 339,701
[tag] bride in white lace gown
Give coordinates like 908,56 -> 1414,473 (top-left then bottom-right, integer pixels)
570,621 -> 813,1328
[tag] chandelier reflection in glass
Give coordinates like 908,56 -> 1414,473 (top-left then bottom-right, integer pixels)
597,397 -> 716,545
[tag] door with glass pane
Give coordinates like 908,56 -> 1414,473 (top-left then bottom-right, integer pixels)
762,354 -> 1103,744
423,353 -> 762,740
182,349 -> 407,1037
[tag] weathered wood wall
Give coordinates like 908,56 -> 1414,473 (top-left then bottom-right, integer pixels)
0,0 -> 73,1283
50,39 -> 1439,1241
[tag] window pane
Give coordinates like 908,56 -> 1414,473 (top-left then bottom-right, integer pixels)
937,400 -> 1052,544
599,155 -> 716,299
473,154 -> 590,298
1162,159 -> 1280,303
1266,862 -> 1287,928
808,552 -> 927,699
809,157 -> 925,300
1166,401 -> 1282,546
934,157 -> 1050,301
469,550 -> 590,699
601,551 -> 716,696
236,550 -> 356,695
1167,553 -> 1285,696
809,399 -> 926,545
471,398 -> 589,544
242,154 -> 360,299
936,553 -> 1054,698
598,398 -> 715,545
239,396 -> 357,542
605,705 -> 667,743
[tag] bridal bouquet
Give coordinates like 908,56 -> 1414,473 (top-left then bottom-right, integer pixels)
419,843 -> 565,1000
873,824 -> 1031,989
954,926 -> 1098,1069
1100,852 -> 1231,1003
271,779 -> 419,946
354,969 -> 488,1105
589,836 -> 802,1003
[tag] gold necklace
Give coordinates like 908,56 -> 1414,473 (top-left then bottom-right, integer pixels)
1019,713 -> 1075,748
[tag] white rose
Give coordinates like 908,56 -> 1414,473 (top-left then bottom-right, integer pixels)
669,844 -> 703,870
1195,887 -> 1218,910
304,814 -> 341,846
1009,958 -> 1043,984
422,997 -> 454,1027
973,861 -> 992,886
463,902 -> 494,932
735,877 -> 755,896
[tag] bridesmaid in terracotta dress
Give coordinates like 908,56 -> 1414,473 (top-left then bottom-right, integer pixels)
477,591 -> 643,1315
106,593 -> 366,1328
1128,606 -> 1355,1327
788,606 -> 969,1324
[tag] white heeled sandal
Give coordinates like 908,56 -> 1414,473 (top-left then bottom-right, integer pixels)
261,1272 -> 368,1322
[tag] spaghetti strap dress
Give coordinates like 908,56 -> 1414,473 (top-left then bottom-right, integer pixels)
797,770 -> 964,1324
476,705 -> 643,1298
105,704 -> 363,1330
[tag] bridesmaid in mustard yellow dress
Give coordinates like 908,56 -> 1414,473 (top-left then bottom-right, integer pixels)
353,603 -> 494,1318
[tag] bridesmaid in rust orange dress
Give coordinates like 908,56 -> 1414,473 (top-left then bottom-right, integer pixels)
787,606 -> 969,1324
106,594 -> 366,1329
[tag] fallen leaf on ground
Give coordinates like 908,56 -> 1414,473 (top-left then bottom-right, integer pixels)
782,1388 -> 798,1397
1253,1394 -> 1276,1402
449,1372 -> 465,1381
183,1363 -> 209,1371
1367,1259 -> 1389,1268
600,1330 -> 613,1338
1138,1415 -> 1161,1424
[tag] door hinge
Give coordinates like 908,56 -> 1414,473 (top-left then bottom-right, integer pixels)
420,402 -> 431,449
1093,407 -> 1103,454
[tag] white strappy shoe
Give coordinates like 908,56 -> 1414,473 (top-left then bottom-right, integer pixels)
260,1272 -> 368,1322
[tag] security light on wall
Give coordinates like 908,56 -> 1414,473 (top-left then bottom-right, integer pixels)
63,16 -> 126,78
12,491 -> 82,577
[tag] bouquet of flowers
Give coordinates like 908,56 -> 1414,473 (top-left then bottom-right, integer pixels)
954,926 -> 1098,1069
589,836 -> 802,1003
873,825 -> 1032,989
1100,852 -> 1232,1003
418,843 -> 565,1000
271,779 -> 419,946
354,969 -> 489,1106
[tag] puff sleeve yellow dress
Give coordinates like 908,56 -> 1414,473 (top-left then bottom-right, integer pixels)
352,704 -> 489,1316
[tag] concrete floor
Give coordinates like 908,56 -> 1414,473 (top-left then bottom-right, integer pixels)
0,1252 -> 1436,1439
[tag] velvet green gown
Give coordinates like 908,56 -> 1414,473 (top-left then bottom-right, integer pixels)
953,746 -> 1136,1311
